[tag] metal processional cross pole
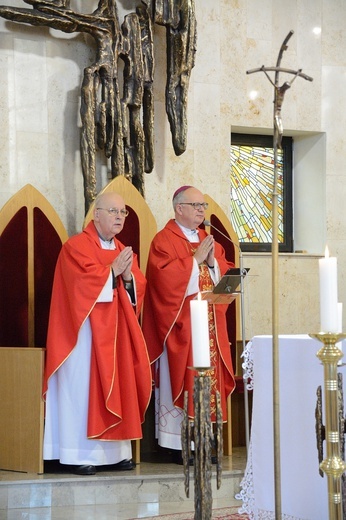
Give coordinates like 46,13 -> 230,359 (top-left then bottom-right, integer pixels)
246,30 -> 313,519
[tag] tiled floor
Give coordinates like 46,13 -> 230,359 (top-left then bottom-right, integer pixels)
3,497 -> 243,520
0,447 -> 247,520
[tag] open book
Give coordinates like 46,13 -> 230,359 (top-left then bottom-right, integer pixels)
199,267 -> 249,304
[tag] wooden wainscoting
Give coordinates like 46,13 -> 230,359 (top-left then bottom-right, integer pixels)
0,347 -> 45,473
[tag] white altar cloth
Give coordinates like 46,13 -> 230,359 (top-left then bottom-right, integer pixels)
237,334 -> 346,520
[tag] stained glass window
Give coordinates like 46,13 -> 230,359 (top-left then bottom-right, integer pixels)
230,133 -> 293,252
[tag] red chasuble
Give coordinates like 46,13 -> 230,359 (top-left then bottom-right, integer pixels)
43,221 -> 151,440
142,219 -> 235,420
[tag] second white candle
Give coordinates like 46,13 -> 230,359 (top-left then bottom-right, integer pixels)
319,247 -> 338,333
190,295 -> 210,367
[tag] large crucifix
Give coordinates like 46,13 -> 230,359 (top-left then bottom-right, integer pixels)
0,0 -> 196,213
247,30 -> 313,520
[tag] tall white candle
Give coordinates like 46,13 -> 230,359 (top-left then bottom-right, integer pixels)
319,246 -> 338,333
190,293 -> 210,367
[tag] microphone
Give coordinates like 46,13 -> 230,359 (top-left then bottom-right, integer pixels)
203,219 -> 241,253
203,219 -> 247,275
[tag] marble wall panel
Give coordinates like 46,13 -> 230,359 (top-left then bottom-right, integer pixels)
242,254 -> 320,338
246,0 -> 272,41
193,82 -> 221,191
326,177 -> 346,242
13,38 -> 48,134
194,1 -> 221,84
333,239 -> 346,306
322,0 -> 346,66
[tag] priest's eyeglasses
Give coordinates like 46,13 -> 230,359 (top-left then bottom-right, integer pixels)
97,207 -> 129,217
179,202 -> 208,210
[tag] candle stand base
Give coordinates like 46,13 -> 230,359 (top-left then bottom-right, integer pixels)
311,332 -> 346,520
182,368 -> 223,519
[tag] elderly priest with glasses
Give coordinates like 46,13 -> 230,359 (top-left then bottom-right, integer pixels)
142,186 -> 235,464
43,192 -> 151,475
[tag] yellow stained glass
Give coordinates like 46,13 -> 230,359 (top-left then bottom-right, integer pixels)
230,145 -> 284,243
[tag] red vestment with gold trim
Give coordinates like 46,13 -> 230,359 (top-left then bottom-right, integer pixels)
143,219 -> 235,421
43,221 -> 151,440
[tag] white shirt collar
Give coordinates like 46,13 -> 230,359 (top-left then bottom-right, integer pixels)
99,237 -> 116,250
175,221 -> 200,242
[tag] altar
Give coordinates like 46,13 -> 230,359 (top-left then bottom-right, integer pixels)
237,334 -> 346,520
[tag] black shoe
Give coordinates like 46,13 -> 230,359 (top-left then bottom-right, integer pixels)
171,450 -> 194,466
211,455 -> 217,465
111,459 -> 136,471
72,464 -> 96,475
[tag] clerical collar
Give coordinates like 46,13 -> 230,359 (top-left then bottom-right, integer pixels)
94,222 -> 114,244
96,229 -> 114,244
175,221 -> 199,240
99,237 -> 115,250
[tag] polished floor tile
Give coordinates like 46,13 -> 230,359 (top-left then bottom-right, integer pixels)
0,448 -> 247,520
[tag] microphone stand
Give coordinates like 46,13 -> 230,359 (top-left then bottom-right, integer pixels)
204,220 -> 250,452
238,249 -> 250,452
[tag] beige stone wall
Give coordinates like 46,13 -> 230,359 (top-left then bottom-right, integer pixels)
1,0 -> 346,338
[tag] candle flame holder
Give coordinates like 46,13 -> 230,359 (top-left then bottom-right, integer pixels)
182,367 -> 223,519
311,332 -> 346,520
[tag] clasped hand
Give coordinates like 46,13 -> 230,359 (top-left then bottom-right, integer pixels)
112,246 -> 133,279
194,235 -> 214,266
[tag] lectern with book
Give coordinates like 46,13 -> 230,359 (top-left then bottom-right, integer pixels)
199,267 -> 249,304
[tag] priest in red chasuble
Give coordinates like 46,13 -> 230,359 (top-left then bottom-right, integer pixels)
43,192 -> 151,475
142,186 -> 235,463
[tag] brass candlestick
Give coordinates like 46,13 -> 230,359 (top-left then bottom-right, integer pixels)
182,368 -> 223,519
311,332 -> 346,520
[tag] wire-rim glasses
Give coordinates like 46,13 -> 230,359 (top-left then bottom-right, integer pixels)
97,207 -> 129,217
179,202 -> 208,210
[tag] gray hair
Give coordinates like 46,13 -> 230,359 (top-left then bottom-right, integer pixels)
172,187 -> 195,210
